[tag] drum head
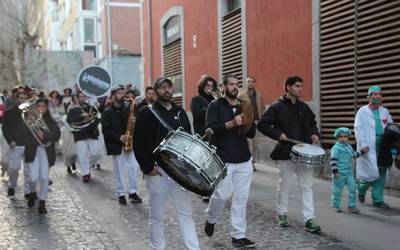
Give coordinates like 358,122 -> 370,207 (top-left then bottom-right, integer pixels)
156,150 -> 214,196
292,144 -> 325,156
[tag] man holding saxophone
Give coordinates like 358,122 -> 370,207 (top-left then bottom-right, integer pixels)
101,86 -> 142,205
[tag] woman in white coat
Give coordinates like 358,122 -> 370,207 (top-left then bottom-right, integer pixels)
354,85 -> 393,208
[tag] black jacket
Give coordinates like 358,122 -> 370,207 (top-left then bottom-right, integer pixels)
66,104 -> 99,142
2,106 -> 29,146
133,101 -> 191,174
206,97 -> 255,163
378,124 -> 400,168
102,104 -> 129,155
24,111 -> 60,166
136,99 -> 150,114
191,93 -> 214,136
257,96 -> 318,143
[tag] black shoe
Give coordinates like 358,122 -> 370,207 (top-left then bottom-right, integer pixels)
71,163 -> 76,171
48,179 -> 53,186
202,196 -> 210,203
304,219 -> 321,234
204,220 -> 215,237
7,188 -> 15,196
128,193 -> 142,203
96,164 -> 101,170
232,237 -> 256,248
27,193 -> 35,208
38,200 -> 47,214
67,166 -> 72,175
119,196 -> 127,205
358,194 -> 365,203
373,202 -> 390,209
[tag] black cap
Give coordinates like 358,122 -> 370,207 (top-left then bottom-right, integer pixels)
153,77 -> 173,90
110,86 -> 124,96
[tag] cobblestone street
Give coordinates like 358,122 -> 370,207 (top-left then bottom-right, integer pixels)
0,156 -> 347,250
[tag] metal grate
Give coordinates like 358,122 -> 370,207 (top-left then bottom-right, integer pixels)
320,0 -> 400,146
221,8 -> 243,87
163,39 -> 183,106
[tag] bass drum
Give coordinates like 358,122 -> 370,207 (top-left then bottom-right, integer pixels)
153,128 -> 226,196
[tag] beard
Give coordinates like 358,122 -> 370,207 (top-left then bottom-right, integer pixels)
225,88 -> 238,99
157,92 -> 172,102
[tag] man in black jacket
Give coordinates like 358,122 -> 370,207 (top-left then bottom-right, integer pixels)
102,86 -> 142,205
136,86 -> 156,113
133,77 -> 200,250
190,75 -> 217,136
25,98 -> 60,214
66,91 -> 101,182
204,75 -> 256,248
257,75 -> 321,233
2,91 -> 32,197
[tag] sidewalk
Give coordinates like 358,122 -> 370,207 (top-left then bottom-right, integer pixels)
251,162 -> 400,250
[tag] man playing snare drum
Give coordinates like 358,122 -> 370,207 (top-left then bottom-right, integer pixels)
257,75 -> 322,233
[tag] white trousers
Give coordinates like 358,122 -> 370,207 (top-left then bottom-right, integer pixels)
7,146 -> 33,194
277,160 -> 315,222
112,151 -> 139,196
146,168 -> 200,250
28,146 -> 49,200
206,159 -> 253,239
76,139 -> 101,176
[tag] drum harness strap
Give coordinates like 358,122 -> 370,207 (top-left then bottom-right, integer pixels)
149,104 -> 173,131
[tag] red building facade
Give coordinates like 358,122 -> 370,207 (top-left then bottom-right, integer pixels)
141,0 -> 312,109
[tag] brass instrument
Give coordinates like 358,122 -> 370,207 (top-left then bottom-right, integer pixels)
123,98 -> 136,152
19,97 -> 52,147
66,103 -> 99,132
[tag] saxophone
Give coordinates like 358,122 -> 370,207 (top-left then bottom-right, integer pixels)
123,98 -> 135,152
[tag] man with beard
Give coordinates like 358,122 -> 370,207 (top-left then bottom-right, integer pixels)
136,86 -> 156,113
102,86 -> 142,205
191,75 -> 218,136
67,91 -> 101,182
257,75 -> 321,233
204,75 -> 256,248
133,78 -> 200,250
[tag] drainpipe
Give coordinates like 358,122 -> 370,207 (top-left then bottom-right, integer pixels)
147,0 -> 153,85
107,0 -> 112,77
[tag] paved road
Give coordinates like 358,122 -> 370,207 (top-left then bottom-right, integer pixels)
1,156 -> 398,249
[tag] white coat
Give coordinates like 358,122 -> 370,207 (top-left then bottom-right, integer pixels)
354,105 -> 392,182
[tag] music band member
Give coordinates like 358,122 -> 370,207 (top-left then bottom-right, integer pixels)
257,75 -> 321,233
2,91 -> 32,197
136,86 -> 156,113
238,76 -> 266,171
204,75 -> 256,248
355,85 -> 393,208
102,87 -> 142,205
66,91 -> 101,183
133,78 -> 200,250
25,98 -> 60,214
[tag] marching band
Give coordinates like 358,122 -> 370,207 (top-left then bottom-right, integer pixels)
0,73 -> 399,250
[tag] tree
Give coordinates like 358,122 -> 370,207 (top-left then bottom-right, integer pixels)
0,0 -> 41,90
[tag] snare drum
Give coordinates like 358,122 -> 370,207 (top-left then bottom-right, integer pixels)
290,143 -> 327,168
153,127 -> 227,196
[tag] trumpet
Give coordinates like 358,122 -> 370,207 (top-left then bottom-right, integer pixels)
19,97 -> 52,147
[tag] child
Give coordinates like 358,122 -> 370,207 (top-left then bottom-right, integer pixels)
330,127 -> 366,213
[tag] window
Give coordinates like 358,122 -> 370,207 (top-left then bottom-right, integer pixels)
227,0 -> 241,13
84,45 -> 97,58
82,0 -> 96,11
84,18 -> 95,43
